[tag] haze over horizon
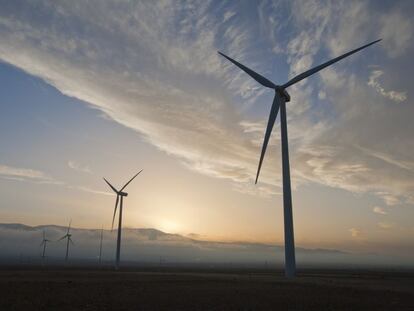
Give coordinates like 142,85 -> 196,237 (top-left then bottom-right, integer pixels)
0,0 -> 413,265
2,222 -> 413,268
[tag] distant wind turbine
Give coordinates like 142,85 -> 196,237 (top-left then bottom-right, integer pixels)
40,230 -> 50,261
104,170 -> 143,270
219,39 -> 381,277
58,220 -> 74,262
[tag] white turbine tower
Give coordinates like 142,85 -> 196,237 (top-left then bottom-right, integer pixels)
219,39 -> 381,277
58,220 -> 74,262
104,170 -> 143,270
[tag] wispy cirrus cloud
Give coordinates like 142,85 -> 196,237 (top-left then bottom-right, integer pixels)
67,185 -> 112,196
357,145 -> 414,171
373,206 -> 387,215
68,160 -> 92,174
0,0 -> 413,207
368,70 -> 407,103
378,222 -> 394,230
349,228 -> 362,239
0,164 -> 60,184
0,163 -> 110,196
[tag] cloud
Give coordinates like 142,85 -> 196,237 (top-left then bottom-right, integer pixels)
318,91 -> 326,100
368,70 -> 407,103
68,185 -> 112,196
0,164 -> 109,196
0,164 -> 60,185
0,0 -> 263,188
357,145 -> 414,172
283,1 -> 414,205
0,0 -> 412,207
379,10 -> 413,58
378,222 -> 394,230
375,192 -> 402,207
223,11 -> 236,23
373,206 -> 387,215
349,228 -> 361,239
68,160 -> 92,174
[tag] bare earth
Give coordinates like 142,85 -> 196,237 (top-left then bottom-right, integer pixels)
1,268 -> 413,310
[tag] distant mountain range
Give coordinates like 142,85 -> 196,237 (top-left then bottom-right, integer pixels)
0,223 -> 187,241
0,223 -> 410,268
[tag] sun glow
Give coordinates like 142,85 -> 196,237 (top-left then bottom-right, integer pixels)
157,219 -> 182,234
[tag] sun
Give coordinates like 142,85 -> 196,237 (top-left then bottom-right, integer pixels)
157,219 -> 181,234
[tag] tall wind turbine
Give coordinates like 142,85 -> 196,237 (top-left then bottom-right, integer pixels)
219,39 -> 381,277
40,230 -> 50,261
103,170 -> 143,270
58,220 -> 74,262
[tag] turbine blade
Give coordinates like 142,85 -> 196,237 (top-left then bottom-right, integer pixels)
40,241 -> 44,247
111,195 -> 120,230
255,93 -> 282,184
103,178 -> 119,194
43,230 -> 45,240
218,52 -> 276,89
282,39 -> 381,88
57,235 -> 67,242
69,238 -> 74,245
67,219 -> 71,234
120,170 -> 143,191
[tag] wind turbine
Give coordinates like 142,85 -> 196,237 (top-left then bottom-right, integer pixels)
40,230 -> 50,261
219,39 -> 381,277
103,170 -> 143,270
58,220 -> 74,262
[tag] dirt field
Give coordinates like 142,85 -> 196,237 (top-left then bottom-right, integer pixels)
1,268 -> 413,310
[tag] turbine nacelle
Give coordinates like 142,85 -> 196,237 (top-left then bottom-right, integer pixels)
119,191 -> 128,197
275,86 -> 291,102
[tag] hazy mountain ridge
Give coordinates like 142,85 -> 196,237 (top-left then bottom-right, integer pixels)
0,223 -> 411,267
0,223 -> 340,252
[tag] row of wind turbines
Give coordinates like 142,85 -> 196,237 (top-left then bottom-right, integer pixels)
40,172 -> 142,268
41,222 -> 105,263
40,221 -> 76,262
40,39 -> 381,277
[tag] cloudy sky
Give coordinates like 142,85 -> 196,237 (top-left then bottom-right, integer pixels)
0,0 -> 413,260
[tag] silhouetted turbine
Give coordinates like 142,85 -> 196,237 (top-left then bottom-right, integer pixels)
219,39 -> 381,278
98,226 -> 104,265
58,220 -> 74,262
103,170 -> 143,270
40,230 -> 50,260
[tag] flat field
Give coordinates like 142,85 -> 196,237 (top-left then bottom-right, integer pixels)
1,268 -> 413,310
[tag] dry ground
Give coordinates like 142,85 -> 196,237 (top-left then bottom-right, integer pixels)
1,268 -> 413,310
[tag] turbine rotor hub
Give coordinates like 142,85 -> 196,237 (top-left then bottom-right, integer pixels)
275,86 -> 290,102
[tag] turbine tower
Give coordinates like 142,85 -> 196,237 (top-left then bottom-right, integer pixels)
219,39 -> 381,277
58,220 -> 74,262
104,170 -> 143,270
40,230 -> 50,261
98,226 -> 104,265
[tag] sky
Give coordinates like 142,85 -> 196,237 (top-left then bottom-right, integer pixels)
0,0 -> 413,261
